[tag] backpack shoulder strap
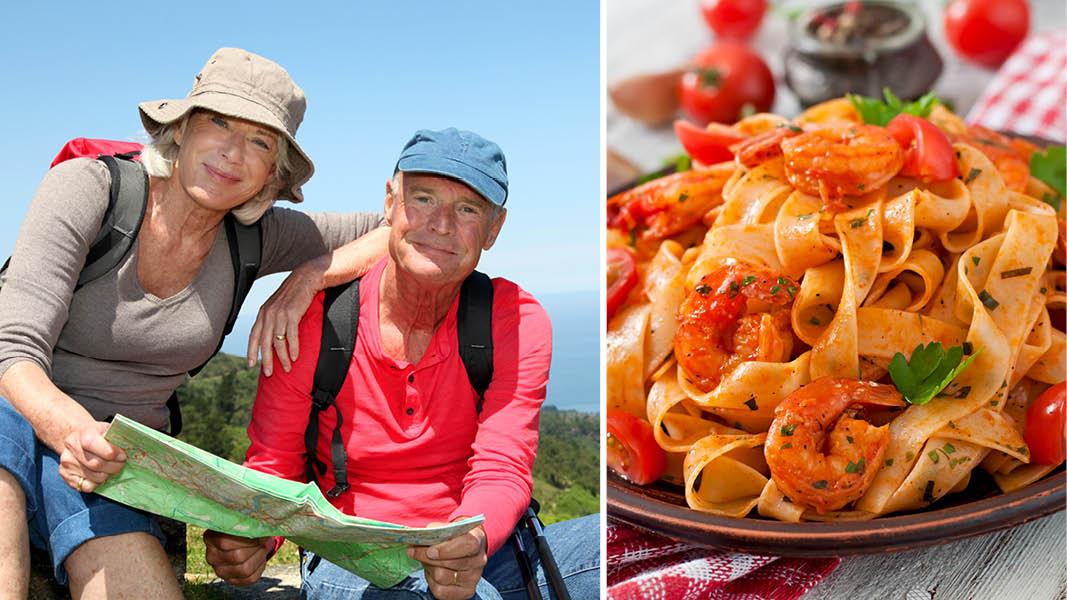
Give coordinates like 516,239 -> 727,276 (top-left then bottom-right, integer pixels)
76,155 -> 148,289
457,270 -> 494,414
186,215 -> 262,378
306,279 -> 360,496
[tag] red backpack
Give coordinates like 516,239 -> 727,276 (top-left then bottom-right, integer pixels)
50,137 -> 144,167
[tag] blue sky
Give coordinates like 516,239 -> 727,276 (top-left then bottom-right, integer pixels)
0,2 -> 601,360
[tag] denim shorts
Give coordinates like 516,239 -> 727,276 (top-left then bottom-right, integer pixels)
0,397 -> 164,585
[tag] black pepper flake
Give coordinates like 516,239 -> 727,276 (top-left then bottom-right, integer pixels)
923,480 -> 935,502
962,342 -> 973,355
696,284 -> 712,296
964,168 -> 982,184
955,386 -> 971,399
846,435 -> 854,444
1000,267 -> 1032,279
809,316 -> 821,326
744,396 -> 758,411
978,290 -> 999,310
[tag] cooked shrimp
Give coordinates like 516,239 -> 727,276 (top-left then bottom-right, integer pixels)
607,166 -> 729,241
765,377 -> 906,513
674,264 -> 797,392
729,125 -> 802,168
781,122 -> 903,212
954,125 -> 1030,192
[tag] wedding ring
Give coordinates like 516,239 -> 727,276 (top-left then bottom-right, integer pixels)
451,570 -> 459,586
77,476 -> 85,493
274,334 -> 287,341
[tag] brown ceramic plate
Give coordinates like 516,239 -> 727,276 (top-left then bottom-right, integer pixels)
607,133 -> 1065,556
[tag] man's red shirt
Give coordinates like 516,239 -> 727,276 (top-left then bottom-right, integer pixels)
244,258 -> 552,553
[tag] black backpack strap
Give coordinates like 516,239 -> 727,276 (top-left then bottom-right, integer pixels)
307,279 -> 360,497
457,271 -> 494,414
77,155 -> 148,289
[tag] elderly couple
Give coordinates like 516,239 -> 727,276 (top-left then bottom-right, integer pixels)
0,48 -> 598,599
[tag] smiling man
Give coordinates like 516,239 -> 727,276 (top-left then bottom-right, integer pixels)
203,128 -> 599,600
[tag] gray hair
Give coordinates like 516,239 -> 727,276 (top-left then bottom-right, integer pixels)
140,111 -> 292,225
390,171 -> 505,225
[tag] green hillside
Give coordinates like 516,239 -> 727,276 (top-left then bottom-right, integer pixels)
174,353 -> 599,524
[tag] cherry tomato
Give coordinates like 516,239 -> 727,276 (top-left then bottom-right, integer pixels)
885,114 -> 959,182
1024,382 -> 1066,465
944,0 -> 1029,69
607,409 -> 667,485
607,247 -> 638,321
674,120 -> 746,166
678,43 -> 775,126
700,0 -> 767,41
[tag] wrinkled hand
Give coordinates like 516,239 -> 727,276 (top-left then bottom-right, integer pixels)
407,523 -> 487,600
247,265 -> 322,376
57,421 -> 125,493
203,530 -> 271,586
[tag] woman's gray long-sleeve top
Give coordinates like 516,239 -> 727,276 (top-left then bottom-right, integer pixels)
0,158 -> 384,430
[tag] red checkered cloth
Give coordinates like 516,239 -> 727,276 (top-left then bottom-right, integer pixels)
606,520 -> 839,600
967,29 -> 1067,143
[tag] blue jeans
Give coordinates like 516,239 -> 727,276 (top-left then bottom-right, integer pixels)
300,513 -> 600,599
0,397 -> 164,585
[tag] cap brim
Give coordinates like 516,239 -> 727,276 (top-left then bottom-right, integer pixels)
396,155 -> 507,207
139,93 -> 313,202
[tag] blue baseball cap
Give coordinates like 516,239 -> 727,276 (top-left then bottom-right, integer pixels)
394,128 -> 508,207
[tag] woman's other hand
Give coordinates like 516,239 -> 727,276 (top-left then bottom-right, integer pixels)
203,530 -> 271,586
247,261 -> 324,376
407,522 -> 488,600
58,421 -> 126,493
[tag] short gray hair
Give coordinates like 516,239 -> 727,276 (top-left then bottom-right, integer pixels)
391,171 -> 505,225
140,110 -> 292,224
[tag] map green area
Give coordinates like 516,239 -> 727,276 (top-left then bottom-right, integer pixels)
96,415 -> 483,588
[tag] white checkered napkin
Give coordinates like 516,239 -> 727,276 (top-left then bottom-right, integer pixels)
967,30 -> 1067,143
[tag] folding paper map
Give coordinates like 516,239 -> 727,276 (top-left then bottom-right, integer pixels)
96,414 -> 483,588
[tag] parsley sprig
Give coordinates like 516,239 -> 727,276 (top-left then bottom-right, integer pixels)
847,89 -> 941,127
1029,146 -> 1065,210
888,342 -> 983,405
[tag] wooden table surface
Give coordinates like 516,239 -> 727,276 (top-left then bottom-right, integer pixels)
606,2 -> 1067,598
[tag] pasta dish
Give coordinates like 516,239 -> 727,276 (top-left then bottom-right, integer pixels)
606,96 -> 1065,522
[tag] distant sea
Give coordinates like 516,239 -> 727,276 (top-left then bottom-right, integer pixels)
223,287 -> 600,415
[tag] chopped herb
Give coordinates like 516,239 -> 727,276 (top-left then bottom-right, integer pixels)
812,480 -> 828,489
847,89 -> 942,126
850,216 -> 867,228
780,442 -> 793,450
674,154 -> 692,173
728,280 -> 740,299
978,290 -> 999,310
948,420 -> 956,429
846,461 -> 858,474
786,124 -> 803,132
888,342 -> 984,405
1000,267 -> 1032,279
846,435 -> 854,444
955,386 -> 971,399
781,424 -> 797,436
744,397 -> 758,411
678,192 -> 689,203
950,458 -> 957,468
762,173 -> 778,180
885,458 -> 894,466
928,450 -> 940,464
1041,192 -> 1062,211
964,168 -> 982,185
628,228 -> 638,247
740,275 -> 756,287
787,285 -> 797,299
696,284 -> 712,296
796,212 -> 815,220
958,457 -> 970,465
923,480 -> 935,502
990,399 -> 999,406
1030,146 -> 1066,200
972,256 -> 980,266
770,285 -> 781,295
906,451 -> 915,461
1018,446 -> 1029,455
1040,287 -> 1047,294
857,184 -> 865,190
962,342 -> 973,355
944,443 -> 956,454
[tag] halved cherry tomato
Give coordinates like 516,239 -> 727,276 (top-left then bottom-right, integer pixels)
1024,382 -> 1066,465
607,409 -> 667,485
674,120 -> 746,166
885,114 -> 958,182
607,247 -> 638,320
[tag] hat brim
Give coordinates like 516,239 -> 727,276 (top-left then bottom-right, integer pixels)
139,92 -> 313,203
396,155 -> 507,207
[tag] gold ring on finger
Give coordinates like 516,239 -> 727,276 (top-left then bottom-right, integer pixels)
451,570 -> 459,586
77,475 -> 85,493
274,334 -> 287,341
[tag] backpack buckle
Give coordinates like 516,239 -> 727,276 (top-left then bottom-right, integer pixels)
325,482 -> 350,498
310,389 -> 334,412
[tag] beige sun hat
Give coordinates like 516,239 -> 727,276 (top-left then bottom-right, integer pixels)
138,47 -> 313,202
